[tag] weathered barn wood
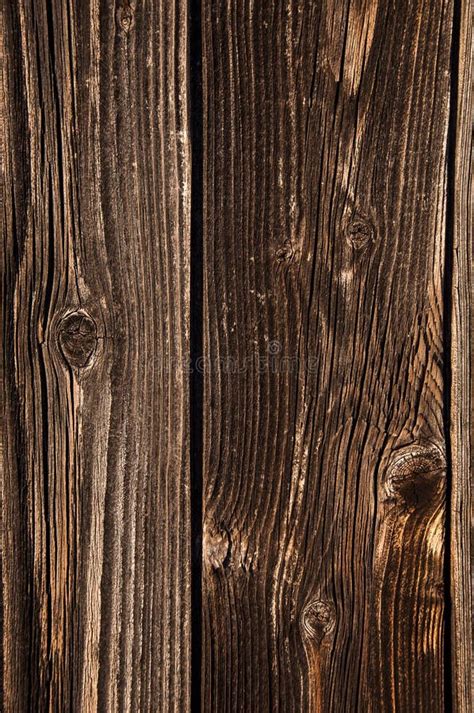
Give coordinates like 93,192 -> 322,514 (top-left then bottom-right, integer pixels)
201,1 -> 456,711
450,1 -> 473,710
2,0 -> 471,712
2,1 -> 191,710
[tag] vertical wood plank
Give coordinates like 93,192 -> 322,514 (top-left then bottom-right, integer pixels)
2,1 -> 191,710
450,1 -> 473,710
201,1 -> 453,711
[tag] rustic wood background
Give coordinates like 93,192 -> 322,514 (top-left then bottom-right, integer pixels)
2,1 -> 471,712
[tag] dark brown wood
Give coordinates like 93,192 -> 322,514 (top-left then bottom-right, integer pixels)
450,1 -> 473,710
2,1 -> 191,711
201,1 -> 454,711
2,1 -> 471,711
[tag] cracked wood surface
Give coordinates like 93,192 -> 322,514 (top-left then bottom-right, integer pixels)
2,1 -> 471,712
201,1 -> 455,711
2,1 -> 191,711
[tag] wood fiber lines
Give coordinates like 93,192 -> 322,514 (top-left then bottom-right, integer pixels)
450,0 -> 473,710
3,1 -> 191,711
201,1 -> 455,711
2,1 -> 470,712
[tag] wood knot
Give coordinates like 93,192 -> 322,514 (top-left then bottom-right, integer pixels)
203,521 -> 231,571
301,600 -> 335,644
57,311 -> 98,369
276,239 -> 295,263
116,2 -> 135,34
385,443 -> 446,509
345,215 -> 375,250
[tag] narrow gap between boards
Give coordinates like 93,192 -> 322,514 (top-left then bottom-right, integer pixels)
443,1 -> 462,710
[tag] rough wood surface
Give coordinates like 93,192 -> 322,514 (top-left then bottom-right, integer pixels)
2,1 -> 471,712
201,1 -> 454,711
2,1 -> 191,711
450,1 -> 473,710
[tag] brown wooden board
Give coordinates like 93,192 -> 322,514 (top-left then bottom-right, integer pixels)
2,1 -> 191,710
201,1 -> 456,711
450,1 -> 473,710
2,0 -> 472,711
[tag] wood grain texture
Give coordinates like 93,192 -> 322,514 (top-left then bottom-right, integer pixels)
2,1 -> 191,711
201,1 -> 453,711
2,0 -> 470,711
450,1 -> 473,710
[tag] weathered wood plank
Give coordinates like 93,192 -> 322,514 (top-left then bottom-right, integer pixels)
2,1 -> 191,710
201,1 -> 453,711
450,1 -> 473,710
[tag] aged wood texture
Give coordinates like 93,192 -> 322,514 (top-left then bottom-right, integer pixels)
2,0 -> 471,712
201,1 -> 454,711
2,1 -> 191,711
450,1 -> 473,710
